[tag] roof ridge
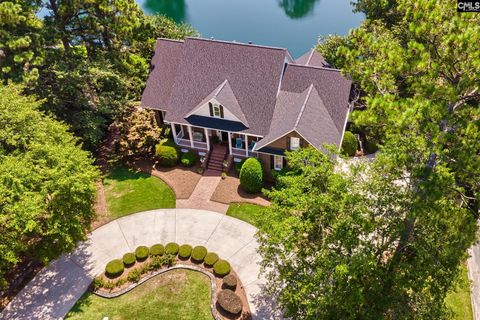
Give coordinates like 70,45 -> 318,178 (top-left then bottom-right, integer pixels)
294,84 -> 314,129
157,38 -> 185,43
306,49 -> 315,66
288,63 -> 342,73
185,37 -> 289,52
214,79 -> 229,98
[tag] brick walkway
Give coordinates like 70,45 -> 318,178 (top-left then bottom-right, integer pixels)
176,173 -> 229,213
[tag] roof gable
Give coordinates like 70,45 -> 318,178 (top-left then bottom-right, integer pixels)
295,49 -> 330,68
186,80 -> 249,126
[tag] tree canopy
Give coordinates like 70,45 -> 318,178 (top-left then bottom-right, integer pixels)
0,84 -> 99,288
262,1 -> 480,318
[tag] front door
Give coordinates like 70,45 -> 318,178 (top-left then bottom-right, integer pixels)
221,131 -> 229,142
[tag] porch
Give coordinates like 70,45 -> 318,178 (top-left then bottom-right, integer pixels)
170,123 -> 259,158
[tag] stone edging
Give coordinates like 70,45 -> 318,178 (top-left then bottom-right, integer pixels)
93,264 -> 221,320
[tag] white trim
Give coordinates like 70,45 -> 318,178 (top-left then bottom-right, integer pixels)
244,134 -> 248,157
165,121 -> 264,138
187,125 -> 194,148
253,129 -> 317,152
228,131 -> 232,155
337,104 -> 352,153
204,128 -> 210,150
171,123 -> 177,143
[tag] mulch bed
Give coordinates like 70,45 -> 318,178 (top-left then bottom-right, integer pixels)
210,172 -> 270,207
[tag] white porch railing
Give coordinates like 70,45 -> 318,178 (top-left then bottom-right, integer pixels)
231,148 -> 258,158
175,138 -> 208,150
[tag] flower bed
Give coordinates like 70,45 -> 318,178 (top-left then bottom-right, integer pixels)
92,244 -> 250,320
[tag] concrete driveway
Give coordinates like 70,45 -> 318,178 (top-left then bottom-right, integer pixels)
1,209 -> 278,320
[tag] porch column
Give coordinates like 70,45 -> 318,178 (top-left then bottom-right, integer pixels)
204,128 -> 210,150
171,123 -> 177,143
244,134 -> 248,157
228,132 -> 232,155
187,125 -> 194,148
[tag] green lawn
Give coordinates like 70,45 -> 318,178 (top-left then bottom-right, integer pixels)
104,166 -> 175,219
66,269 -> 212,320
226,202 -> 265,227
446,265 -> 473,320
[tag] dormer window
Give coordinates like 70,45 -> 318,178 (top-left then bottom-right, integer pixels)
209,102 -> 224,118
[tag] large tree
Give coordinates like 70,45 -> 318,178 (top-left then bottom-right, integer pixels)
261,0 -> 480,318
0,85 -> 99,288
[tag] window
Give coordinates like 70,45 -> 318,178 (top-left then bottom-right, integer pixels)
290,137 -> 300,150
213,104 -> 221,117
274,155 -> 283,171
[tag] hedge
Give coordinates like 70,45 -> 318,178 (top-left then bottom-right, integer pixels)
156,144 -> 179,166
105,259 -> 124,278
135,246 -> 149,261
222,274 -> 237,290
341,131 -> 358,156
239,158 -> 264,193
181,151 -> 196,167
165,242 -> 179,255
178,244 -> 192,259
204,252 -> 219,266
217,289 -> 242,314
122,253 -> 136,267
213,259 -> 231,277
191,246 -> 207,262
150,244 -> 164,256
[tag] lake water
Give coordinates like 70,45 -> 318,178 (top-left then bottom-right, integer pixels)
136,0 -> 363,57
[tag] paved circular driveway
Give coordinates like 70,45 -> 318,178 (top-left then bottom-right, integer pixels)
1,209 -> 278,320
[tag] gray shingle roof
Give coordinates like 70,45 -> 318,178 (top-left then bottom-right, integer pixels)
295,49 -> 330,68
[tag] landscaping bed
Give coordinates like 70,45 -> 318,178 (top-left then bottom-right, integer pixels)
91,243 -> 251,320
210,172 -> 270,206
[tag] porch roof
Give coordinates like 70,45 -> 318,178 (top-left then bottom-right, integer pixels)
256,147 -> 286,156
185,115 -> 247,132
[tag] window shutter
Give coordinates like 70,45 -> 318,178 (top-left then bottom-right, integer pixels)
209,102 -> 213,116
300,138 -> 306,148
286,137 -> 291,150
283,157 -> 287,168
220,105 -> 224,118
270,155 -> 274,169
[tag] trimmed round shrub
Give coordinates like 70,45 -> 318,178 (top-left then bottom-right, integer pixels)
213,259 -> 231,277
191,246 -> 208,262
135,246 -> 149,261
178,244 -> 192,259
239,158 -> 264,194
341,131 -> 358,156
165,242 -> 179,255
156,144 -> 179,166
222,274 -> 238,290
122,252 -> 136,267
204,252 -> 219,266
181,151 -> 196,167
217,289 -> 242,315
105,259 -> 124,278
150,244 -> 164,256
364,139 -> 379,154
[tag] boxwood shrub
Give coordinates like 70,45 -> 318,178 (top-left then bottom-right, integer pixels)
165,242 -> 179,255
222,274 -> 237,290
217,289 -> 242,315
213,259 -> 231,277
105,259 -> 124,278
135,246 -> 149,261
239,158 -> 263,193
341,131 -> 358,156
181,151 -> 196,167
122,252 -> 136,267
204,252 -> 219,266
178,244 -> 192,259
150,244 -> 164,256
191,246 -> 208,262
156,143 -> 179,167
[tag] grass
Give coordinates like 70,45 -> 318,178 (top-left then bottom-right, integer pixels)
104,166 -> 175,219
226,202 -> 265,227
66,269 -> 212,320
446,264 -> 473,320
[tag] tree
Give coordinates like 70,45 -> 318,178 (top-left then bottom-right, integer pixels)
0,84 -> 99,289
0,0 -> 44,83
258,147 -> 476,319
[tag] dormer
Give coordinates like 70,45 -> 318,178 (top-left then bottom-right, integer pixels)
185,80 -> 249,127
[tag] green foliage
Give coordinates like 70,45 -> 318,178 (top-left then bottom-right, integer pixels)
204,252 -> 219,267
165,242 -> 179,255
234,159 -> 246,174
239,158 -> 264,193
114,105 -> 162,160
181,151 -> 197,167
135,246 -> 149,261
123,253 -> 136,267
213,260 -> 231,277
178,244 -> 192,259
0,85 -> 99,288
191,246 -> 208,262
150,244 -> 165,256
105,259 -> 125,278
217,289 -> 242,315
156,144 -> 179,167
364,139 -> 379,154
222,274 -> 237,290
316,35 -> 348,69
341,131 -> 358,156
127,268 -> 141,283
149,254 -> 176,270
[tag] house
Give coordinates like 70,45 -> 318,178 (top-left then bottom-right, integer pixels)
141,37 -> 352,178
